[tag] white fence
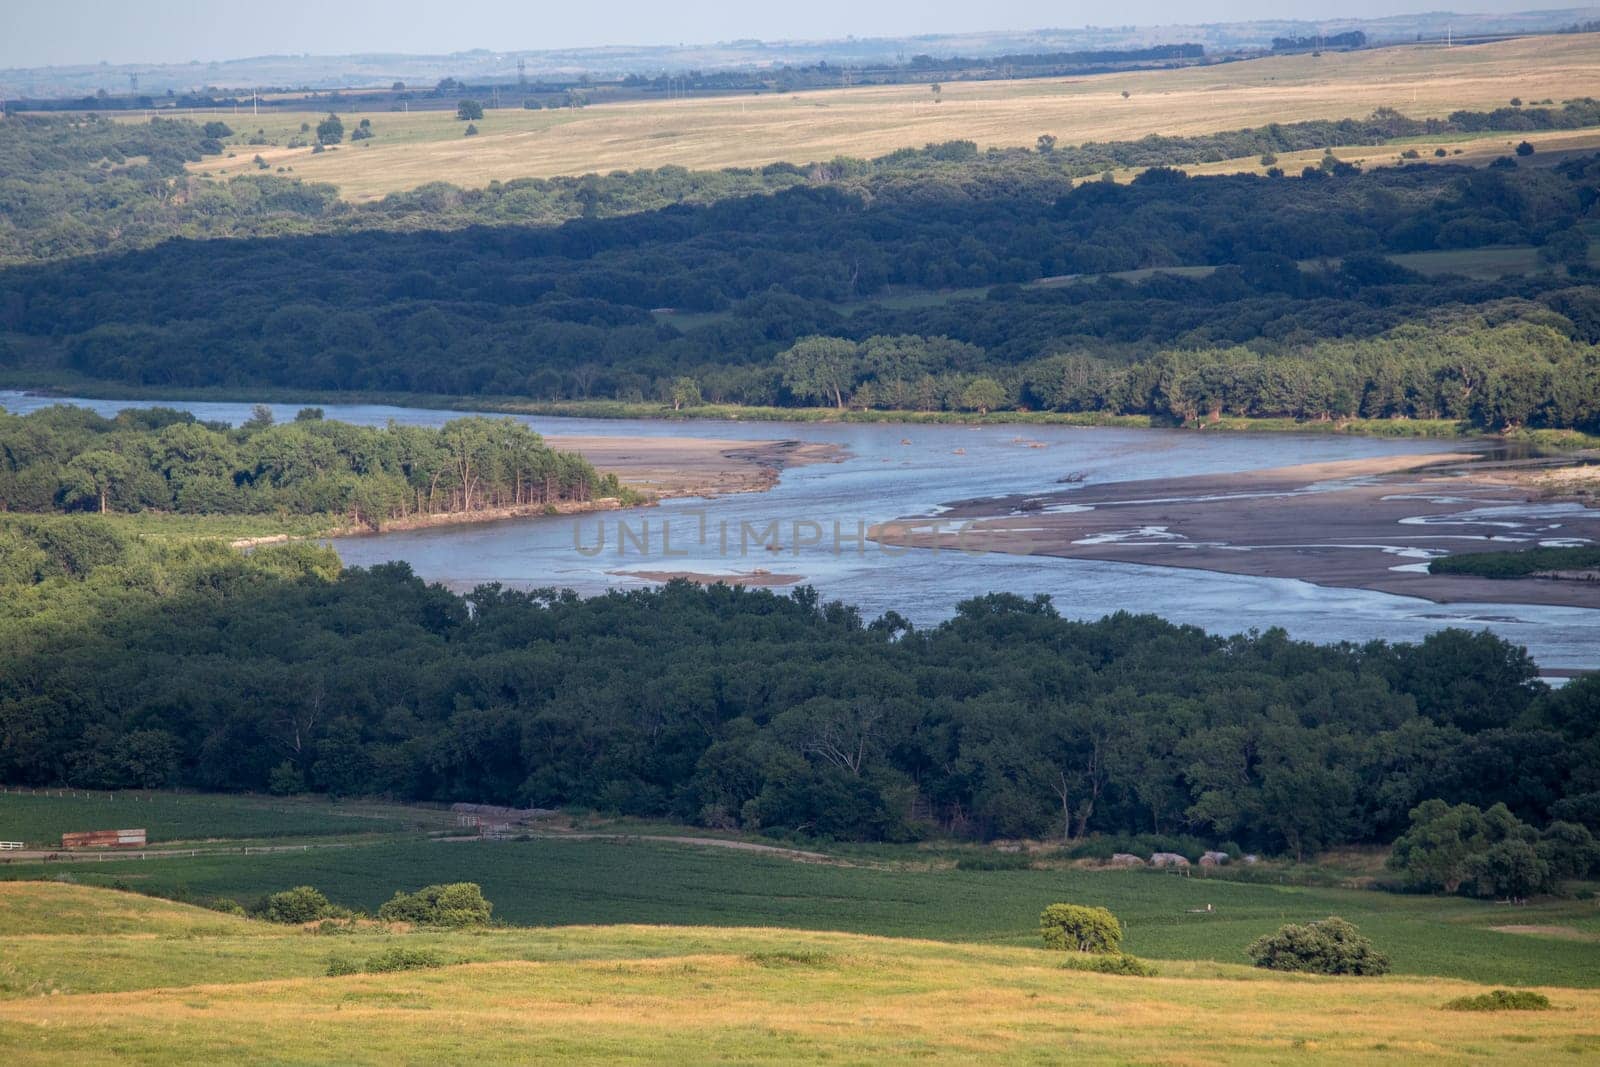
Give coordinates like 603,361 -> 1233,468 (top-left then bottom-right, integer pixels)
0,842 -> 24,851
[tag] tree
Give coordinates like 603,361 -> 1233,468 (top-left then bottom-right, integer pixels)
1121,89 -> 1131,99
1388,799 -> 1540,896
669,376 -> 702,411
1039,904 -> 1122,953
464,123 -> 479,137
1515,140 -> 1534,157
378,883 -> 492,926
315,113 -> 344,145
778,337 -> 859,409
1036,134 -> 1057,154
457,99 -> 485,121
930,83 -> 942,103
61,450 -> 131,514
961,377 -> 1007,415
1247,917 -> 1389,975
260,886 -> 335,924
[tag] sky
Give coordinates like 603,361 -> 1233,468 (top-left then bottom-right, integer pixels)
3,0 -> 1546,69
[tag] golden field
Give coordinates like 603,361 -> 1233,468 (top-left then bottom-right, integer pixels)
177,34 -> 1600,199
1,882 -> 1597,1064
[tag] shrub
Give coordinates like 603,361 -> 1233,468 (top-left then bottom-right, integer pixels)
378,883 -> 492,927
324,946 -> 444,977
1515,140 -> 1535,157
1246,917 -> 1389,975
1040,904 -> 1122,954
1443,989 -> 1551,1012
1058,952 -> 1157,977
259,885 -> 335,924
365,946 -> 445,973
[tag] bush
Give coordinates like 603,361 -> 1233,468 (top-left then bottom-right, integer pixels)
365,946 -> 445,973
1246,917 -> 1389,975
377,883 -> 492,927
259,885 -> 335,924
1443,989 -> 1552,1012
1058,952 -> 1157,977
1040,903 -> 1122,954
1515,141 -> 1534,157
324,946 -> 445,977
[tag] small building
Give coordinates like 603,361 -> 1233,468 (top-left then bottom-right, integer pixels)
62,828 -> 146,849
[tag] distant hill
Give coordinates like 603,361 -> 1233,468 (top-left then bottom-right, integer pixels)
1,8 -> 1593,99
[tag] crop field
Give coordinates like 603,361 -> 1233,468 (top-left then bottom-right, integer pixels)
170,35 -> 1600,199
5,837 -> 1598,987
0,790 -> 440,847
0,883 -> 1596,1064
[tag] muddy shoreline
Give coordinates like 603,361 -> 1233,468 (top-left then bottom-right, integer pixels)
870,453 -> 1600,609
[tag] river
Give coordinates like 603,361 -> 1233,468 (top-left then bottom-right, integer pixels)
5,391 -> 1597,671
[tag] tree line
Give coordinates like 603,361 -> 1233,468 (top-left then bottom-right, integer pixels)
0,405 -> 617,526
4,102 -> 1596,266
3,144 -> 1596,429
1,541 -> 1595,866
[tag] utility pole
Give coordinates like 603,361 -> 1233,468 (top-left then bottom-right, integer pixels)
518,58 -> 527,90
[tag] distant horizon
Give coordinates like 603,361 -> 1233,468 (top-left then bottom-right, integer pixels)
2,0 -> 1569,71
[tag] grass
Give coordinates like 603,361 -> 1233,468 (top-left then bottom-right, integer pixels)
165,35 -> 1600,199
0,790 -> 442,848
1429,546 -> 1600,579
6,837 -> 1600,987
0,883 -> 1596,1064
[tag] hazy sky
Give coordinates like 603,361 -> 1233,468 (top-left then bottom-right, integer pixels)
5,0 -> 1541,68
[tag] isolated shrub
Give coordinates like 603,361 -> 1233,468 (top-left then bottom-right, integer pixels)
378,882 -> 492,927
325,946 -> 444,977
1443,989 -> 1552,1012
364,946 -> 445,973
1247,917 -> 1389,975
1040,904 -> 1122,954
1058,952 -> 1157,977
260,885 -> 334,924
1515,140 -> 1534,156
464,124 -> 479,138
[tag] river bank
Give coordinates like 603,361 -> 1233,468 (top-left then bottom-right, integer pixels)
8,383 -> 1596,448
229,435 -> 846,548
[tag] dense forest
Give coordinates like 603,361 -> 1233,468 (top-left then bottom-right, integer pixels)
0,536 -> 1595,862
0,405 -> 617,525
1,110 -> 1598,431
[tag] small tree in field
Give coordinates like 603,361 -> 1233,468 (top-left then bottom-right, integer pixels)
378,882 -> 492,927
1247,916 -> 1389,975
260,886 -> 334,924
315,113 -> 343,145
1040,904 -> 1122,954
457,99 -> 485,121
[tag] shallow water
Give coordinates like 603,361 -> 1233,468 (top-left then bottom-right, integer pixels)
6,390 -> 1597,670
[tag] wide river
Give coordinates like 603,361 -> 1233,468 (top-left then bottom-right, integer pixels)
7,391 -> 1597,672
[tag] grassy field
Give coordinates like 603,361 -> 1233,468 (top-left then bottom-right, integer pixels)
0,790 -> 444,848
0,883 -> 1596,1064
172,35 -> 1600,199
5,836 -> 1599,987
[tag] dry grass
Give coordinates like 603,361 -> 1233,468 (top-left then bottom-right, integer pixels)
2,882 -> 1599,1063
181,35 -> 1600,199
